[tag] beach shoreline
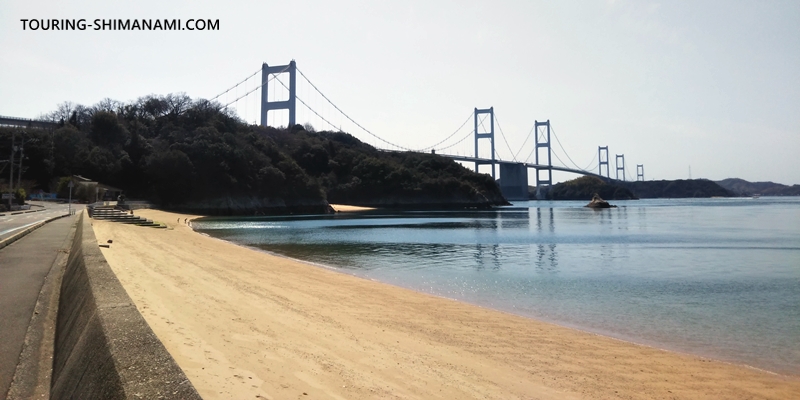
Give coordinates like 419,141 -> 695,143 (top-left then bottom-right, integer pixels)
329,204 -> 377,213
91,208 -> 800,399
199,227 -> 789,378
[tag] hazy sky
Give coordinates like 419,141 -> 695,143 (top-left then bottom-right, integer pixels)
2,1 -> 798,184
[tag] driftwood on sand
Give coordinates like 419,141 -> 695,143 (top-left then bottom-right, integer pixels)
585,193 -> 617,208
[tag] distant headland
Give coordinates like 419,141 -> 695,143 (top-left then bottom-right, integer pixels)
528,176 -> 798,201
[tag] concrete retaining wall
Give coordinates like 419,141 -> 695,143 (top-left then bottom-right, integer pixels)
51,212 -> 201,399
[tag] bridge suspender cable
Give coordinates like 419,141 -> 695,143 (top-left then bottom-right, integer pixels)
412,111 -> 474,152
492,112 -> 517,162
208,67 -> 261,103
549,124 -> 595,172
272,75 -> 343,134
580,152 -> 598,172
218,64 -> 291,110
285,68 -> 413,150
513,124 -> 536,161
293,68 -> 485,154
436,129 -> 475,152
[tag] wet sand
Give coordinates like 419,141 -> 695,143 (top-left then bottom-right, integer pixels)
329,204 -> 376,212
91,209 -> 800,399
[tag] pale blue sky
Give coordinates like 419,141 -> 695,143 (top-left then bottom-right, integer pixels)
1,1 -> 798,184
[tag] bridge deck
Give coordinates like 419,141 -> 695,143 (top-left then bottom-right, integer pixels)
442,154 -> 612,181
0,116 -> 59,130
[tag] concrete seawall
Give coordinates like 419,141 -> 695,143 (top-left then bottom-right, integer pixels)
0,215 -> 67,251
51,212 -> 201,399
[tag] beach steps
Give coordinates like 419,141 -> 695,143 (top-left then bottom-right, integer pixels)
88,206 -> 166,228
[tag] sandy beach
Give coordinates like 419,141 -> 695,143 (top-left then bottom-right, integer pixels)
91,209 -> 800,399
329,204 -> 377,212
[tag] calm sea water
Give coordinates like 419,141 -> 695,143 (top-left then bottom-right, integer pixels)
194,197 -> 800,375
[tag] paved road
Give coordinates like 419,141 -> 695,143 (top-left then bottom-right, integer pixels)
0,202 -> 83,242
0,214 -> 77,399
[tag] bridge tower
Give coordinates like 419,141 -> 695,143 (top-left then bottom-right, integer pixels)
474,107 -> 496,179
535,120 -> 552,188
637,164 -> 644,181
616,154 -> 626,181
261,60 -> 297,128
598,146 -> 610,178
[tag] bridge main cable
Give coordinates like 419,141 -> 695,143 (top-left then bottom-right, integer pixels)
492,112 -> 517,162
208,67 -> 262,103
219,65 -> 291,110
291,68 -> 414,150
550,124 -> 596,173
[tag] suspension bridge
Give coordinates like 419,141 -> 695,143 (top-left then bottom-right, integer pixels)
209,60 -> 645,200
2,59 -> 647,201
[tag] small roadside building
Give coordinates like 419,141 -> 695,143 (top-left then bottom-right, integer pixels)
70,175 -> 123,203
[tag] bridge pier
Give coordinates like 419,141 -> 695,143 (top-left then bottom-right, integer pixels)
534,185 -> 550,200
499,163 -> 529,201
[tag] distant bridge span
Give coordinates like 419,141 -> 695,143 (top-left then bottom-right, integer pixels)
442,154 -> 611,181
441,153 -> 614,200
0,115 -> 58,129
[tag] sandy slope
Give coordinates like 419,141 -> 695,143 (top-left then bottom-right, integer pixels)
91,209 -> 800,399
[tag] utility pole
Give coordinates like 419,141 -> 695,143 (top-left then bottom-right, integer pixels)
8,131 -> 15,209
16,133 -> 24,192
68,180 -> 73,215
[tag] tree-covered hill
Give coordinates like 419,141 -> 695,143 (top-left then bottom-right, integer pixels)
621,179 -> 732,198
542,176 -> 734,200
716,178 -> 800,196
0,94 -> 508,214
543,176 -> 637,200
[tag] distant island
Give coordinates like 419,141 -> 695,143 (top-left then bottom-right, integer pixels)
715,178 -> 800,197
534,176 -> 742,200
535,176 -> 800,201
536,176 -> 637,200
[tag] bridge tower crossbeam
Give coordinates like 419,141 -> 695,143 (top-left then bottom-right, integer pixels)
261,60 -> 296,128
473,107 -> 496,179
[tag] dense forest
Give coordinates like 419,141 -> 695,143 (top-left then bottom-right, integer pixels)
0,94 -> 508,214
621,179 -> 732,198
540,176 -> 735,200
716,178 -> 800,197
541,176 -> 638,200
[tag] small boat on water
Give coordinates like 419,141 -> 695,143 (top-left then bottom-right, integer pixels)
752,194 -> 761,199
